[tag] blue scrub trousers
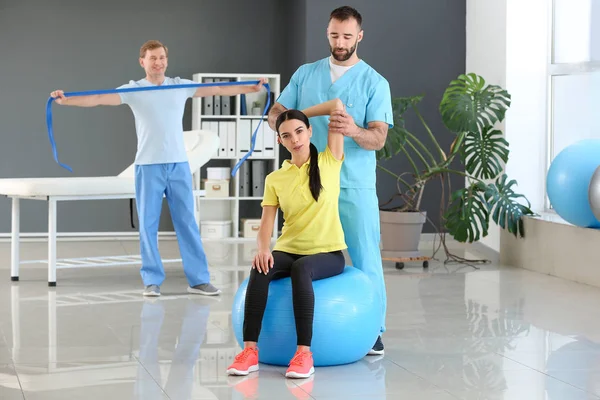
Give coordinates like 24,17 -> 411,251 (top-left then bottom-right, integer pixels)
339,188 -> 387,334
134,162 -> 210,287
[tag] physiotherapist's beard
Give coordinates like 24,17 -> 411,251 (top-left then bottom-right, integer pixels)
330,41 -> 357,62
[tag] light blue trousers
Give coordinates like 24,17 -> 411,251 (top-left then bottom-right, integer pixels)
135,162 -> 210,287
339,188 -> 387,334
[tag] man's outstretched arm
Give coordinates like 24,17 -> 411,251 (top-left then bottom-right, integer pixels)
193,78 -> 267,99
50,90 -> 121,107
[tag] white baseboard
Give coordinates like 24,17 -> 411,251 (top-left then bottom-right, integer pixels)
0,231 -> 449,240
0,231 -> 270,243
419,233 -> 499,258
0,231 -> 495,255
0,231 -> 177,242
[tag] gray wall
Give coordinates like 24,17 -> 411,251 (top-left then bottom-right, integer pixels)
0,0 -> 289,233
301,0 -> 467,232
0,0 -> 465,234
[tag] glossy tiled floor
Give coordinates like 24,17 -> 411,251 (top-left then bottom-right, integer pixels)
0,238 -> 600,399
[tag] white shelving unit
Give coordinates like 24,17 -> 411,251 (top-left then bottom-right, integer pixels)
191,73 -> 280,241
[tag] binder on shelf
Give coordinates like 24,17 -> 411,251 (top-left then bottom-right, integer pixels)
251,160 -> 267,197
216,121 -> 234,158
216,122 -> 226,157
213,78 -> 222,115
240,94 -> 247,115
221,79 -> 233,115
226,121 -> 236,157
203,78 -> 213,115
266,91 -> 275,113
238,119 -> 252,158
263,124 -> 276,158
250,119 -> 263,158
239,161 -> 251,197
201,120 -> 222,157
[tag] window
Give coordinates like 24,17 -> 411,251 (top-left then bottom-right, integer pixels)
546,0 -> 600,209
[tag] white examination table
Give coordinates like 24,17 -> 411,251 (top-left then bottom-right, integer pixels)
0,130 -> 219,286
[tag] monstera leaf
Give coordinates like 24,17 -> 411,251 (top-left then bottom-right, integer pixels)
440,73 -> 511,134
376,95 -> 422,161
444,182 -> 489,243
484,174 -> 534,238
463,126 -> 509,180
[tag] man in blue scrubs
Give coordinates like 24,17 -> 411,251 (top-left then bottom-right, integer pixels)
51,40 -> 265,297
268,6 -> 393,355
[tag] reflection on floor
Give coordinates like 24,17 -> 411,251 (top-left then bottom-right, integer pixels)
0,238 -> 599,399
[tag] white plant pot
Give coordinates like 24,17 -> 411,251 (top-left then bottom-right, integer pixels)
380,210 -> 427,259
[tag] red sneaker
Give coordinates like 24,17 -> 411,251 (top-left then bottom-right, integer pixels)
285,350 -> 315,379
226,347 -> 259,376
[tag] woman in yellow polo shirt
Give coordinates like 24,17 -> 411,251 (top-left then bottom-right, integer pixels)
226,98 -> 345,379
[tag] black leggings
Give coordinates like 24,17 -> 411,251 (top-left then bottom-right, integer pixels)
243,250 -> 345,346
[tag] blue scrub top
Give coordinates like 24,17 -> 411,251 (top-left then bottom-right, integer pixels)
277,57 -> 393,189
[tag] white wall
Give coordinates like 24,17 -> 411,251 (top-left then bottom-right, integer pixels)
504,0 -> 549,214
466,0 -> 549,252
465,0 -> 507,252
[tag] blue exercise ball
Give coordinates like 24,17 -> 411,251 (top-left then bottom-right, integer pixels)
231,266 -> 381,367
547,139 -> 600,228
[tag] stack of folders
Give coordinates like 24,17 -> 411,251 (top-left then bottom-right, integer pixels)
202,78 -> 234,115
238,160 -> 268,198
200,119 -> 276,159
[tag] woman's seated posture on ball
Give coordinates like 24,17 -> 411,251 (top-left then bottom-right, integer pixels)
226,98 -> 346,379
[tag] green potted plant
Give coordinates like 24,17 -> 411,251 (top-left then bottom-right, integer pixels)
376,73 -> 535,264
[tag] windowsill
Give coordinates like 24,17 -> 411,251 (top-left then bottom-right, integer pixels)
527,209 -> 572,226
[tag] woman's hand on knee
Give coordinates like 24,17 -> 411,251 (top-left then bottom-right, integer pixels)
252,250 -> 274,275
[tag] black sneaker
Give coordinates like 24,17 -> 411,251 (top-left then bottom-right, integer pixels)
368,336 -> 384,355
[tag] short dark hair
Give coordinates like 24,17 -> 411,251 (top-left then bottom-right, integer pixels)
329,6 -> 362,27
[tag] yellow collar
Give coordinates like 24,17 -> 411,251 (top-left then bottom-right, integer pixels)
281,158 -> 310,171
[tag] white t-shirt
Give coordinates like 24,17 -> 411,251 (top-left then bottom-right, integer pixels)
118,77 -> 196,165
329,57 -> 355,83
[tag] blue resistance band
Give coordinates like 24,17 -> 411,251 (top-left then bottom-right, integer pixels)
46,80 -> 271,177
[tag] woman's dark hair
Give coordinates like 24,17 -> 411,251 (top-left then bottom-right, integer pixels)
276,110 -> 323,202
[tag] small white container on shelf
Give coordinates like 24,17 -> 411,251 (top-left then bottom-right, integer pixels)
200,220 -> 232,238
207,167 -> 231,180
241,219 -> 261,238
204,179 -> 230,197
